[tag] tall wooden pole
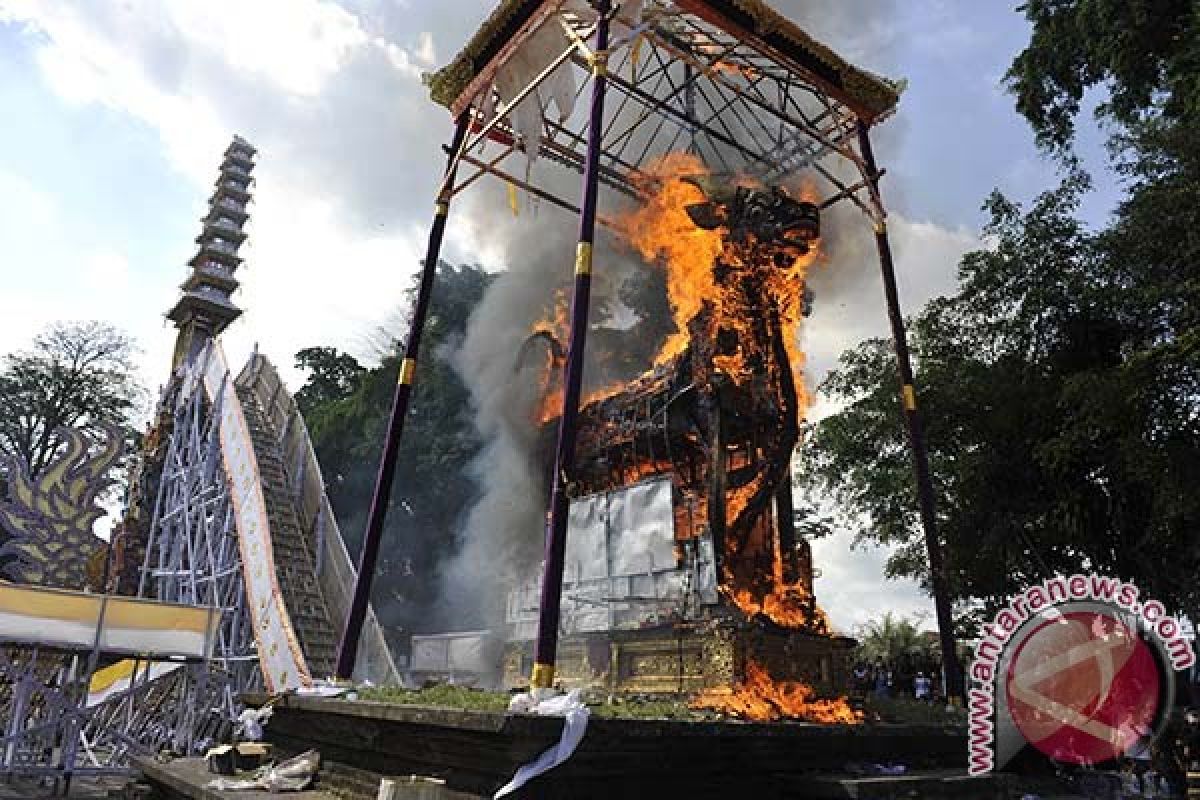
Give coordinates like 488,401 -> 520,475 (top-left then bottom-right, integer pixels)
856,120 -> 964,702
335,114 -> 471,680
530,0 -> 611,690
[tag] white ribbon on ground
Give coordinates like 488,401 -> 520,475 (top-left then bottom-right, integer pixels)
494,689 -> 590,798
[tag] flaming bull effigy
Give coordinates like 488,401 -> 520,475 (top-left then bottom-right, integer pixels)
508,163 -> 857,720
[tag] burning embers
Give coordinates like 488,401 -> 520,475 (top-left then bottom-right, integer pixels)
692,660 -> 862,724
532,155 -> 828,631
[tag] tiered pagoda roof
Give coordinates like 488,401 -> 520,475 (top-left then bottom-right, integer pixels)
168,136 -> 256,349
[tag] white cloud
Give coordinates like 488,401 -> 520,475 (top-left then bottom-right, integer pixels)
0,0 -> 459,388
82,249 -> 131,293
414,31 -> 437,67
802,210 -> 979,400
814,526 -> 936,634
0,167 -> 57,236
167,0 -> 368,96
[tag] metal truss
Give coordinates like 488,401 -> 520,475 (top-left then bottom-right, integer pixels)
139,353 -> 260,712
443,1 -> 887,226
0,647 -> 225,786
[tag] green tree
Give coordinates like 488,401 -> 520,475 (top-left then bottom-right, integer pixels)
0,321 -> 142,477
800,176 -> 1200,620
295,262 -> 493,643
801,0 -> 1200,626
0,322 -> 141,579
294,347 -> 366,418
1006,0 -> 1200,151
856,612 -> 938,667
1003,0 -> 1200,616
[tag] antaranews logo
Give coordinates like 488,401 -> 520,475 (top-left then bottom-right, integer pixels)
967,574 -> 1195,775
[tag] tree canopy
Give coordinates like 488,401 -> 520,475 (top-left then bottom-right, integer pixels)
0,321 -> 142,479
1006,0 -> 1200,151
802,0 -> 1200,625
855,612 -> 939,668
800,176 -> 1200,619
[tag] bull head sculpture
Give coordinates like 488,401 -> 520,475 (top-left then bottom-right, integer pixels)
681,176 -> 820,265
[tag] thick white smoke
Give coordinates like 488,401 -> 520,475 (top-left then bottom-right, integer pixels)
442,209 -> 653,629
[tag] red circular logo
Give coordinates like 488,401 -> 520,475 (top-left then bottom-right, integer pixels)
1005,610 -> 1161,765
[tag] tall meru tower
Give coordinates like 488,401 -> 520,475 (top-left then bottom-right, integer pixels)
168,135 -> 256,369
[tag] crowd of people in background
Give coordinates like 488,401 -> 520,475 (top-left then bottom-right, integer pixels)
1109,709 -> 1200,799
850,657 -> 943,704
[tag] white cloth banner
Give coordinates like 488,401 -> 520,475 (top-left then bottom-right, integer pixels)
495,690 -> 590,798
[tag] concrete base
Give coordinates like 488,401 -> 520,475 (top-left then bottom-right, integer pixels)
131,755 -> 1089,800
244,694 -> 968,799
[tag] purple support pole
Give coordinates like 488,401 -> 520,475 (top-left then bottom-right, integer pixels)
530,0 -> 611,689
334,114 -> 471,681
856,120 -> 964,702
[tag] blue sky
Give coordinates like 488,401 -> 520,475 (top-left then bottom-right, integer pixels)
0,1 -> 1126,633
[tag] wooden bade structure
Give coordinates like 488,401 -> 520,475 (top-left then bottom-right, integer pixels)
339,0 -> 962,699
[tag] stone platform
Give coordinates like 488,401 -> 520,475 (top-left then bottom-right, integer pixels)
243,694 -> 969,799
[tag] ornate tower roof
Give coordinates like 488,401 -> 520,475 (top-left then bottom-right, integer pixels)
168,135 -> 256,369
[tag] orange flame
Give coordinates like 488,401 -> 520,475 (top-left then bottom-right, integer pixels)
691,660 -> 862,724
532,155 -> 823,421
617,153 -> 726,364
726,584 -> 831,633
530,154 -> 834,632
530,289 -> 569,423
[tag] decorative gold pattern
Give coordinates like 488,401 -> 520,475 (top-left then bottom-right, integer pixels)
503,623 -> 855,695
0,425 -> 122,589
902,383 -> 916,411
590,50 -> 609,77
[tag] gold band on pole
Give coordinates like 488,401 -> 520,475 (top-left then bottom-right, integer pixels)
575,241 -> 593,276
902,383 -> 916,411
398,358 -> 417,386
590,50 -> 609,77
435,202 -> 449,217
530,662 -> 555,689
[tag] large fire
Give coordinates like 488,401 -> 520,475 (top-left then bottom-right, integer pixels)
620,153 -> 727,365
691,660 -> 862,724
532,153 -> 819,418
530,153 -> 850,715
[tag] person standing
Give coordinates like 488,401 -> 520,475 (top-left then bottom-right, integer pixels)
914,672 -> 932,702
